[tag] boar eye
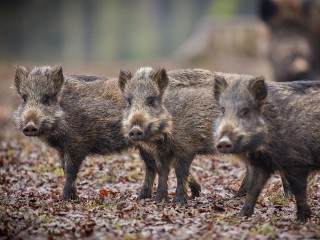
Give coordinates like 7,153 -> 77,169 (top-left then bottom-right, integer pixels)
240,107 -> 250,117
126,97 -> 132,107
220,107 -> 225,114
42,94 -> 50,105
22,95 -> 27,103
146,97 -> 156,107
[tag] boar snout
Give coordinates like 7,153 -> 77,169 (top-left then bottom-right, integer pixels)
23,121 -> 39,136
216,135 -> 233,154
128,126 -> 145,141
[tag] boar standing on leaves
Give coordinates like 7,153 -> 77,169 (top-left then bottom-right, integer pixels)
214,74 -> 320,221
13,65 -> 205,201
13,65 -> 129,200
118,67 -> 220,204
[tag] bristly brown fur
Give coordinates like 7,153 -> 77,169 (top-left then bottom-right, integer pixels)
13,65 -> 129,200
119,67 -> 221,204
214,75 -> 320,221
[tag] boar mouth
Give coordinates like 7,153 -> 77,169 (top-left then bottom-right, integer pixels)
23,132 -> 38,137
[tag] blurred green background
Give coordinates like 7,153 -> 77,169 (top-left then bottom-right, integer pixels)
0,0 -> 258,63
0,0 -> 271,124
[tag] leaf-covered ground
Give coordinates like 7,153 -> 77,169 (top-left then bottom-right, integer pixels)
1,123 -> 320,240
0,62 -> 320,239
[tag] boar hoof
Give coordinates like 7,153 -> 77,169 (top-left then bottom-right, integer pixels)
173,194 -> 188,205
297,207 -> 311,222
61,190 -> 78,201
282,187 -> 292,198
155,191 -> 168,203
189,184 -> 201,199
233,191 -> 247,199
190,190 -> 200,199
138,188 -> 152,200
239,206 -> 254,218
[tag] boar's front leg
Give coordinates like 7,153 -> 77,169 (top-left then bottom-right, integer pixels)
138,148 -> 157,199
235,167 -> 291,199
239,166 -> 271,218
155,157 -> 171,203
59,151 -> 84,200
237,166 -> 291,199
284,168 -> 310,222
234,164 -> 252,198
173,157 -> 193,204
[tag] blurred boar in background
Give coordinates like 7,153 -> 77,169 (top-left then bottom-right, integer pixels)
214,75 -> 320,221
13,66 -> 129,200
259,0 -> 320,82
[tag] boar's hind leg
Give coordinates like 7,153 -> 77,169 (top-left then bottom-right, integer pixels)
239,166 -> 271,218
59,151 -> 85,200
173,157 -> 193,204
284,168 -> 310,222
138,148 -> 157,200
188,173 -> 201,199
280,171 -> 291,198
155,158 -> 170,203
234,164 -> 252,198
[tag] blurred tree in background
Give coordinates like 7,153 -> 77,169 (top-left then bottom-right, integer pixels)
0,0 -> 257,63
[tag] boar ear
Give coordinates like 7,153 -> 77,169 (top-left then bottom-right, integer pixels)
259,0 -> 277,22
119,69 -> 132,92
213,75 -> 227,102
51,65 -> 64,92
249,76 -> 268,102
152,67 -> 168,96
14,65 -> 29,94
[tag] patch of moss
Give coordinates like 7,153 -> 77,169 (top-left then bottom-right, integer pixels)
54,167 -> 64,177
39,215 -> 56,223
113,222 -> 122,230
214,212 -> 239,224
126,170 -> 142,180
95,175 -> 116,183
101,203 -> 117,210
268,195 -> 290,205
251,223 -> 275,235
31,165 -> 49,175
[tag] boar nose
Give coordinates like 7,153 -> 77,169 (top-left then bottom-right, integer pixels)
292,57 -> 309,75
23,122 -> 39,136
216,135 -> 233,153
128,126 -> 145,141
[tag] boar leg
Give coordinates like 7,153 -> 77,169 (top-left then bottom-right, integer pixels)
284,168 -> 310,222
188,173 -> 201,198
155,158 -> 170,203
235,167 -> 290,199
59,151 -> 84,200
173,157 -> 193,204
138,148 -> 157,199
279,171 -> 291,198
239,166 -> 271,217
234,164 -> 252,198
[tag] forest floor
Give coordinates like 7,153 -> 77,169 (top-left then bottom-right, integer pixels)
1,122 -> 320,239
